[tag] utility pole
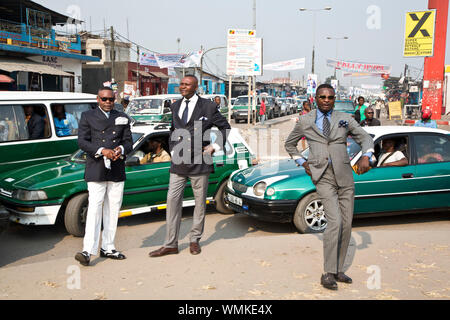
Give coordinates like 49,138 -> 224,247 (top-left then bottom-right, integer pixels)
252,0 -> 257,125
136,45 -> 140,97
110,26 -> 116,82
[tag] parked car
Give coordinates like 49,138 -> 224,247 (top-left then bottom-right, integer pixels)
225,126 -> 450,233
0,124 -> 255,236
0,91 -> 97,173
276,98 -> 289,117
201,94 -> 230,119
232,95 -> 263,123
126,94 -> 182,124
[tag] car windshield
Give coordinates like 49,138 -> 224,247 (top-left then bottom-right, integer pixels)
301,136 -> 362,161
70,132 -> 144,162
234,97 -> 253,105
334,101 -> 355,112
127,99 -> 163,115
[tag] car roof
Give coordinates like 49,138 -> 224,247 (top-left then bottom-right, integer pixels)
0,91 -> 97,101
363,126 -> 449,138
132,94 -> 182,101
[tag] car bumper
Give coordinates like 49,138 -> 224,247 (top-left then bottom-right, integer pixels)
1,201 -> 61,226
0,205 -> 10,234
233,112 -> 252,120
224,188 -> 296,223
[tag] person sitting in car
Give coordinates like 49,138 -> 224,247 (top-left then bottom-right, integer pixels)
140,137 -> 171,164
377,138 -> 408,167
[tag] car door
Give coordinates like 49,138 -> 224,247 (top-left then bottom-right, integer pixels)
353,133 -> 418,215
409,132 -> 450,211
122,133 -> 171,209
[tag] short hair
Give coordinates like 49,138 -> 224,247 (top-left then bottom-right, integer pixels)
183,74 -> 198,84
303,101 -> 311,106
316,84 -> 335,94
98,86 -> 114,94
358,96 -> 365,101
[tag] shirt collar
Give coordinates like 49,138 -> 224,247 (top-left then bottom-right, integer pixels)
182,94 -> 198,105
98,106 -> 110,117
316,108 -> 333,118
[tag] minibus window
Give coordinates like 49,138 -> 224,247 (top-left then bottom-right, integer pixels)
51,103 -> 96,137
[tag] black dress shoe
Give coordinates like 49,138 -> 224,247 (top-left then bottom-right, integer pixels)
335,272 -> 352,284
321,273 -> 338,290
100,249 -> 126,260
75,251 -> 90,266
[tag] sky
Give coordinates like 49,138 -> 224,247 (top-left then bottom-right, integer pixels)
36,0 -> 450,88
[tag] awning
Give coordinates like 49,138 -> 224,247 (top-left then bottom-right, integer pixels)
149,71 -> 169,79
0,74 -> 15,83
132,70 -> 152,77
0,57 -> 74,77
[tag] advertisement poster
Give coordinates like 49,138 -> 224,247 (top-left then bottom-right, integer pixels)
307,74 -> 318,95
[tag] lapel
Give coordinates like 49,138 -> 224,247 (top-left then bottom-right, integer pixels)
309,110 -> 327,139
171,99 -> 183,123
94,107 -> 111,131
329,109 -> 339,134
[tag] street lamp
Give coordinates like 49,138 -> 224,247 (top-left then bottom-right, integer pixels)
326,36 -> 349,78
299,7 -> 332,74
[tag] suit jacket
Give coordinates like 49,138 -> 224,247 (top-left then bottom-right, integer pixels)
169,95 -> 231,176
78,107 -> 133,182
27,113 -> 45,139
285,109 -> 374,187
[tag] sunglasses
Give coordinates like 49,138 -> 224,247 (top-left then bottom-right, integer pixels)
367,112 -> 374,114
318,95 -> 335,100
99,97 -> 115,102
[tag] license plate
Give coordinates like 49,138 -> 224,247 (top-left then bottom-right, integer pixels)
227,193 -> 242,206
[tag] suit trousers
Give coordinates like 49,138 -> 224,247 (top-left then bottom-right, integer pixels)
164,173 -> 209,248
315,165 -> 355,274
83,181 -> 124,255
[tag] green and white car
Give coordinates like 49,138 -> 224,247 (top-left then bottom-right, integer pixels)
225,126 -> 450,233
126,94 -> 182,124
0,124 -> 254,236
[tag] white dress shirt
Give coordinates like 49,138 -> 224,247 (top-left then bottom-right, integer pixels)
178,94 -> 199,123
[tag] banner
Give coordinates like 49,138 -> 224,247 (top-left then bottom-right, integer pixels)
139,52 -> 159,67
307,74 -> 318,95
264,58 -> 305,71
327,58 -> 391,74
154,53 -> 187,68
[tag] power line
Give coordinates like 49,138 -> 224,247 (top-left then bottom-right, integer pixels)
113,30 -> 160,54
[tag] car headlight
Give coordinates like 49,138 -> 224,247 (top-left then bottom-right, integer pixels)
253,182 -> 267,196
12,190 -> 48,201
266,188 -> 275,196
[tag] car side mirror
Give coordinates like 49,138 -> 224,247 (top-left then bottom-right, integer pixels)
126,156 -> 140,166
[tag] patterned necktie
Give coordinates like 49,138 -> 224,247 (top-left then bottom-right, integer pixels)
182,100 -> 190,124
323,114 -> 331,137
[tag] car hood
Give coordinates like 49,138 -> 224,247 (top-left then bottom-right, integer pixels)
231,159 -> 307,186
0,160 -> 85,190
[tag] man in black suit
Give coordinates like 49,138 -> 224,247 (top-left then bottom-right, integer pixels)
75,87 -> 133,266
149,75 -> 231,257
24,106 -> 45,139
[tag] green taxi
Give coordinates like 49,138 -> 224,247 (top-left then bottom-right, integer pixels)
225,126 -> 450,233
126,94 -> 182,124
0,124 -> 254,236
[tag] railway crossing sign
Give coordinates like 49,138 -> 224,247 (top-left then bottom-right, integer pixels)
403,10 -> 436,57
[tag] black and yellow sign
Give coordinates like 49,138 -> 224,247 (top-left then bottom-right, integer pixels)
403,10 -> 436,57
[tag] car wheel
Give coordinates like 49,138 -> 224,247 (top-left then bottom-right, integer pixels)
64,193 -> 88,237
235,119 -> 240,124
214,180 -> 234,214
293,192 -> 327,234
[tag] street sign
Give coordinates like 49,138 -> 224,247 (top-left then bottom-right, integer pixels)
403,10 -> 436,57
226,29 -> 262,76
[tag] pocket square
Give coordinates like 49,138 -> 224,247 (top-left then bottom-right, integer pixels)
115,117 -> 128,125
199,116 -> 208,121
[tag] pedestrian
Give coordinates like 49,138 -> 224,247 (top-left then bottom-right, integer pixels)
375,99 -> 382,119
354,96 -> 368,124
122,96 -> 130,112
285,84 -> 374,290
149,75 -> 231,258
360,107 -> 381,127
75,86 -> 133,266
298,101 -> 312,150
214,96 -> 221,108
414,108 -> 437,128
259,97 -> 266,125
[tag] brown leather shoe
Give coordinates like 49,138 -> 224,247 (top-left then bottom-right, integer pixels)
190,242 -> 201,255
149,247 -> 178,257
334,272 -> 353,284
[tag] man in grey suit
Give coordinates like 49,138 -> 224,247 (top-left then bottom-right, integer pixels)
149,75 -> 231,257
285,84 -> 374,290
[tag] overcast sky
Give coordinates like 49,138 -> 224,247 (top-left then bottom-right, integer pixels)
37,0 -> 450,88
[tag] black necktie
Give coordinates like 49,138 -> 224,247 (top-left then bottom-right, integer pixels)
182,100 -> 190,124
323,114 -> 330,137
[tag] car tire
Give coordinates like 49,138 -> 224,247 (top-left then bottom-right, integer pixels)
293,192 -> 327,234
64,193 -> 89,237
214,180 -> 234,214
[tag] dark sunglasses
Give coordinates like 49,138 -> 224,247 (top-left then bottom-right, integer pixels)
367,112 -> 374,114
318,95 -> 335,100
99,97 -> 115,102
